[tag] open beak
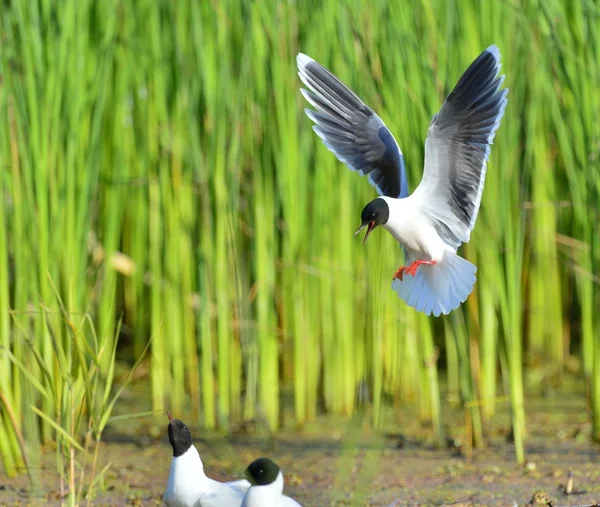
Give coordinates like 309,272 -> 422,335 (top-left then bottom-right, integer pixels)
355,222 -> 376,244
167,411 -> 174,422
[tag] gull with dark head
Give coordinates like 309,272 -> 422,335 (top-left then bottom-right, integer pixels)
162,412 -> 246,507
297,46 -> 508,317
241,457 -> 302,507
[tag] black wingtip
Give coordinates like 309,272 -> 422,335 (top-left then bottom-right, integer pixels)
447,45 -> 506,110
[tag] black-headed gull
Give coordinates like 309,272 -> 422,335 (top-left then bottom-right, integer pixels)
163,414 -> 300,507
297,46 -> 508,317
163,413 -> 246,507
241,458 -> 302,507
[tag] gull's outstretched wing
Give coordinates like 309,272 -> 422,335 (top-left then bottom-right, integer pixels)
412,45 -> 508,249
297,54 -> 409,199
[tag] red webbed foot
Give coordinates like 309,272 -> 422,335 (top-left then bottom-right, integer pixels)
393,260 -> 437,281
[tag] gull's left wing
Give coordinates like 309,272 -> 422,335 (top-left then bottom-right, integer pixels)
297,54 -> 409,199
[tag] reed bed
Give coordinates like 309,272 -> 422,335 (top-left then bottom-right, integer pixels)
0,0 -> 598,478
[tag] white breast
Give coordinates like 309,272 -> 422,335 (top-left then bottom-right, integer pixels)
163,447 -> 205,507
241,472 -> 284,507
163,446 -> 244,507
381,196 -> 449,262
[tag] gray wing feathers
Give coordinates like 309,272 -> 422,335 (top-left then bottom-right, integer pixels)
297,54 -> 408,198
417,45 -> 508,249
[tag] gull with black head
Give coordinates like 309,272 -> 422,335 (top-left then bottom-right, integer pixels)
241,457 -> 302,507
297,45 -> 508,316
162,412 -> 249,507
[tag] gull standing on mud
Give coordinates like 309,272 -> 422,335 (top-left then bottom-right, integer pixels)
297,45 -> 508,317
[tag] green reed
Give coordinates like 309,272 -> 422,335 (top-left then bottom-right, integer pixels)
1,0 -> 599,476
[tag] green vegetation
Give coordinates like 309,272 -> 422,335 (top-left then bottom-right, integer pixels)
0,0 -> 598,488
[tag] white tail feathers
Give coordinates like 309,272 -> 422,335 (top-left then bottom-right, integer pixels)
392,252 -> 477,317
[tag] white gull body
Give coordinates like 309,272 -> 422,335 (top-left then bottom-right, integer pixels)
163,444 -> 247,507
241,471 -> 286,507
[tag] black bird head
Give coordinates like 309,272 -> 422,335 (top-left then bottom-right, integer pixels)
355,198 -> 390,244
244,457 -> 281,486
167,412 -> 193,458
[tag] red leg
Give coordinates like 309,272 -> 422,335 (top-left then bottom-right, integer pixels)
406,260 -> 436,276
393,260 -> 437,281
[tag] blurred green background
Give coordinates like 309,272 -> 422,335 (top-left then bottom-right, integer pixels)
0,0 -> 599,484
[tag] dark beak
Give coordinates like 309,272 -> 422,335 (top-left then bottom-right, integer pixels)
243,468 -> 254,485
355,222 -> 376,244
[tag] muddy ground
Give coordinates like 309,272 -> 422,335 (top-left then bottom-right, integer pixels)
1,389 -> 599,506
